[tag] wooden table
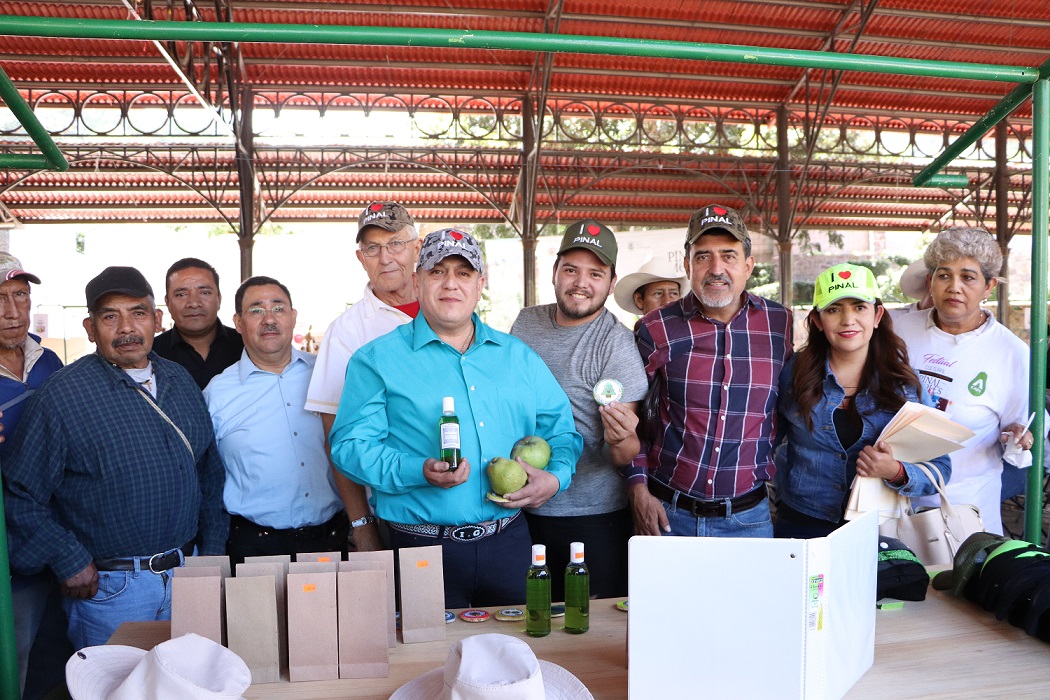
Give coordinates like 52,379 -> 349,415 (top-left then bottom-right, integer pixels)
110,592 -> 1050,699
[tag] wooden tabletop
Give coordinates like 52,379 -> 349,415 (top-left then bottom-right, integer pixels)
110,591 -> 1050,699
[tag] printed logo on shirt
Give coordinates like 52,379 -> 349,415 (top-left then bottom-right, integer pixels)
968,371 -> 987,397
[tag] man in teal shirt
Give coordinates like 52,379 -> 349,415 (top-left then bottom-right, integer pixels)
330,228 -> 582,608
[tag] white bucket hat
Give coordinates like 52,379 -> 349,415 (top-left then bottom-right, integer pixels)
613,257 -> 687,314
65,633 -> 252,700
391,633 -> 593,700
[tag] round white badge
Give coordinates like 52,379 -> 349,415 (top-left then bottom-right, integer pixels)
593,378 -> 624,406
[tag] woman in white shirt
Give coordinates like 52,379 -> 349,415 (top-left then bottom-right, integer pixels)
894,226 -> 1035,535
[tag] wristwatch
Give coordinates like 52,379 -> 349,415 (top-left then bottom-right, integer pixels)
350,514 -> 376,529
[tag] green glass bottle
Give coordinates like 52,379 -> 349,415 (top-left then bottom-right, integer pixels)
564,541 -> 590,634
526,544 -> 551,637
439,396 -> 461,470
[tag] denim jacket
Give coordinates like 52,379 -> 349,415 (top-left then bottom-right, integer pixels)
774,355 -> 951,523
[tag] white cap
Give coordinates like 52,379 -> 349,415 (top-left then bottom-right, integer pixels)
443,396 -> 455,413
570,542 -> 585,563
532,544 -> 546,565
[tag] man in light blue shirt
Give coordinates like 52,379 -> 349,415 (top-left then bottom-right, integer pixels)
204,276 -> 347,564
330,228 -> 582,608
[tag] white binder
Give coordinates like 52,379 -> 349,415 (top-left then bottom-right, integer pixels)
627,510 -> 878,699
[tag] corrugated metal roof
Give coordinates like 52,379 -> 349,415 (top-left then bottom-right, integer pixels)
1,0 -> 1047,233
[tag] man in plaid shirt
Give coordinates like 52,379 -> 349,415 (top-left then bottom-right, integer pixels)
627,205 -> 792,538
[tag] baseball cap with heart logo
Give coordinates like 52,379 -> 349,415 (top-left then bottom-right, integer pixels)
812,263 -> 880,310
556,219 -> 618,268
417,227 -> 486,275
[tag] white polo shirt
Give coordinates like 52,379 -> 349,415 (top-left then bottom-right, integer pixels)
305,284 -> 413,415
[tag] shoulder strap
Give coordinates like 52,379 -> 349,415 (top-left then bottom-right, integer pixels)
134,387 -> 195,459
0,388 -> 34,413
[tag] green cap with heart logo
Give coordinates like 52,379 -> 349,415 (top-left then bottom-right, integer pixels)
812,263 -> 880,310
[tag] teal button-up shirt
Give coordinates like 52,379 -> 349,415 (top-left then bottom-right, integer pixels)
329,313 -> 582,526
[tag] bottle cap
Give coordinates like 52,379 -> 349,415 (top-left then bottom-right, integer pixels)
570,541 -> 585,563
532,544 -> 546,565
442,396 -> 455,413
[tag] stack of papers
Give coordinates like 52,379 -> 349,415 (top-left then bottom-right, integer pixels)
876,401 -> 974,463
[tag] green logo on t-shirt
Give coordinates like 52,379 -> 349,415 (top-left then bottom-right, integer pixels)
968,372 -> 987,397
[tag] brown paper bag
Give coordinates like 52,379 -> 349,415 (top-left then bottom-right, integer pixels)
341,550 -> 396,647
289,560 -> 339,575
183,554 -> 232,580
296,551 -> 342,564
287,571 -> 339,682
337,569 -> 389,678
172,566 -> 223,644
397,545 -> 445,644
225,575 -> 280,684
236,560 -> 289,671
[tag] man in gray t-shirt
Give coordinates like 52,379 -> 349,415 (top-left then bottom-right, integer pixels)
510,219 -> 647,599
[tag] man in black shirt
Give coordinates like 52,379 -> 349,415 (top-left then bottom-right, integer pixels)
153,257 -> 243,389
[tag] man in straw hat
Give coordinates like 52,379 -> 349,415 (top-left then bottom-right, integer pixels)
613,255 -> 687,317
330,229 -> 581,608
627,204 -> 792,539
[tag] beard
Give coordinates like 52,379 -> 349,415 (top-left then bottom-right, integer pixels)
697,274 -> 736,309
0,337 -> 26,351
556,288 -> 607,321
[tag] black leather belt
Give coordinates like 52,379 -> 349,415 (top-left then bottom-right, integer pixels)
229,511 -> 349,540
648,480 -> 767,517
94,541 -> 194,574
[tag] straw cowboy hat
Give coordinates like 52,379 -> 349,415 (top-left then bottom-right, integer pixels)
65,633 -> 251,700
613,257 -> 688,315
391,633 -> 593,700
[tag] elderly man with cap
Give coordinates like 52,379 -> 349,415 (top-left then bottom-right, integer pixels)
306,201 -> 422,552
0,253 -> 69,695
614,256 -> 687,318
1,266 -> 228,649
510,219 -> 647,599
628,205 -> 792,539
330,228 -> 582,609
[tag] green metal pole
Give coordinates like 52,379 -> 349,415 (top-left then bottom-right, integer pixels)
0,463 -> 20,700
0,63 -> 68,172
914,57 -> 1050,187
1026,77 -> 1048,545
920,174 -> 970,188
0,15 -> 1038,83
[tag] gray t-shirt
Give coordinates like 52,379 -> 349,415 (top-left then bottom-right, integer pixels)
510,304 -> 648,516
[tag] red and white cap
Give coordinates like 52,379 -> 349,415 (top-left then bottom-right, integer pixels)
0,252 -> 41,284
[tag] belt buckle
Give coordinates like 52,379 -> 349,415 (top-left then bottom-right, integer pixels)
448,525 -> 486,542
148,548 -> 180,574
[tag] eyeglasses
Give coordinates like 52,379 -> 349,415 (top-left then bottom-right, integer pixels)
243,305 -> 289,317
359,239 -> 412,257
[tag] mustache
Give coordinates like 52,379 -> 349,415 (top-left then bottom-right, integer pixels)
703,274 -> 732,286
111,334 -> 144,349
260,323 -> 279,334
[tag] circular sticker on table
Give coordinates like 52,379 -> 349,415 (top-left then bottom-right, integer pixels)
550,604 -> 566,618
495,608 -> 525,621
593,378 -> 624,406
460,609 -> 490,623
444,611 -> 456,624
615,599 -> 629,612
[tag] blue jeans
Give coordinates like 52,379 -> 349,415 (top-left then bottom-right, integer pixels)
64,565 -> 176,649
661,496 -> 773,538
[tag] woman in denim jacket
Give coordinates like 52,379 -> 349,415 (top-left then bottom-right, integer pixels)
774,263 -> 950,539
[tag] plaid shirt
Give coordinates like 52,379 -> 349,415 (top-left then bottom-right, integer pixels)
2,352 -> 228,580
627,291 -> 792,499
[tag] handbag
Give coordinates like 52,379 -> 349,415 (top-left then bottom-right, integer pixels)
879,461 -> 984,567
